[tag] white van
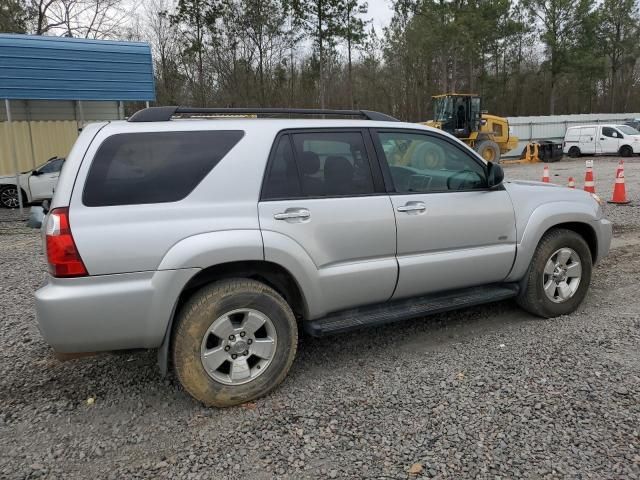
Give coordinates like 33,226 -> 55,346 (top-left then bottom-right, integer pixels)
563,124 -> 640,157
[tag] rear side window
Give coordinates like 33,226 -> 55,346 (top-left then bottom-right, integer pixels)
83,130 -> 243,206
291,132 -> 374,197
261,130 -> 375,200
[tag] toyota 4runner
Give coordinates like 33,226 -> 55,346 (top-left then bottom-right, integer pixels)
35,107 -> 612,407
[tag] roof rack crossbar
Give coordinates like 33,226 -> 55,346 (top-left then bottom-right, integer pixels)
127,106 -> 398,122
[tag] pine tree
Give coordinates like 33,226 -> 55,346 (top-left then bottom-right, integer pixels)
291,0 -> 343,108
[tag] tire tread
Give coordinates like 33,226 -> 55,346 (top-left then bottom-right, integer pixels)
172,278 -> 298,407
517,228 -> 592,318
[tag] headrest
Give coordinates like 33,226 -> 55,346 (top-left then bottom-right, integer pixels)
324,156 -> 353,179
300,151 -> 320,175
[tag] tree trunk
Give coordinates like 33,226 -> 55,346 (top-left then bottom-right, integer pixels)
348,35 -> 353,109
318,0 -> 325,109
197,20 -> 205,107
258,44 -> 265,106
610,65 -> 616,113
549,74 -> 556,115
290,46 -> 295,107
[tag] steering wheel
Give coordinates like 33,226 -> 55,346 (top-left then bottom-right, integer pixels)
446,170 -> 484,190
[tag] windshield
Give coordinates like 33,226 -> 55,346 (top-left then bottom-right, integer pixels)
433,97 -> 454,122
617,125 -> 640,135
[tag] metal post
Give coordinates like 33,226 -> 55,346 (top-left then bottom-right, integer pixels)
4,99 -> 24,215
25,100 -> 37,169
77,100 -> 85,130
145,101 -> 150,108
118,101 -> 124,119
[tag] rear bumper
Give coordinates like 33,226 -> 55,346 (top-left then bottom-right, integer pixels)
593,217 -> 612,264
34,268 -> 198,353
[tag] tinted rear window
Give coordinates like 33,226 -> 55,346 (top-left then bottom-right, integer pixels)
83,130 -> 243,206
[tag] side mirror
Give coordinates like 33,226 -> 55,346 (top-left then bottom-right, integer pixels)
41,199 -> 50,214
31,170 -> 41,176
487,162 -> 504,188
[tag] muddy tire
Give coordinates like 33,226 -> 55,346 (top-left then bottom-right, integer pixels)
475,139 -> 501,164
517,229 -> 592,318
173,278 -> 298,407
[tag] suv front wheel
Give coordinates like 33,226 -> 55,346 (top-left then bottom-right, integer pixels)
517,228 -> 592,318
173,279 -> 298,407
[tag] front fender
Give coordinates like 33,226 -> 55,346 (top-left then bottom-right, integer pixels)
505,201 -> 600,282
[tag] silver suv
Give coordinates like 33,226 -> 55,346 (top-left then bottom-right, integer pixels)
36,107 -> 612,407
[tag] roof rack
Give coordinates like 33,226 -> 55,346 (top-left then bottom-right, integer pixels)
127,106 -> 398,123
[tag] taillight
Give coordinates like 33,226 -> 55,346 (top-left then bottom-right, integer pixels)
45,207 -> 88,277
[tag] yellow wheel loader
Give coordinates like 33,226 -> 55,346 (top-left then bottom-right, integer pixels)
421,93 -> 519,163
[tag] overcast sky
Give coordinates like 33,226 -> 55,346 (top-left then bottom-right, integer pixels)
366,0 -> 394,33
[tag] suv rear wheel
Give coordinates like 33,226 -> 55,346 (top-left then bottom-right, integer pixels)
517,228 -> 592,318
173,279 -> 298,407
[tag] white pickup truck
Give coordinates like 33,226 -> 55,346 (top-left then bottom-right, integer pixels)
0,157 -> 64,208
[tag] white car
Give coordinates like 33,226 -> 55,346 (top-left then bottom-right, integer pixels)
563,124 -> 640,157
0,157 -> 65,208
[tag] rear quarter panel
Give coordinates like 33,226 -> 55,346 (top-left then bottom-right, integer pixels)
67,122 -> 274,275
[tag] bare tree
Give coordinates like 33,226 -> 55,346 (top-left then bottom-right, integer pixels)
28,0 -> 131,38
144,0 -> 182,103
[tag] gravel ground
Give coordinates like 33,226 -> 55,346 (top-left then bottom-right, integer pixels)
1,156 -> 639,479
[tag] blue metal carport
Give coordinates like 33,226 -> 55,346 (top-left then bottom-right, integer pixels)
0,34 -> 156,212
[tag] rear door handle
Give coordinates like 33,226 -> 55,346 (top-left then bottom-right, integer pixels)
397,202 -> 426,213
274,209 -> 310,220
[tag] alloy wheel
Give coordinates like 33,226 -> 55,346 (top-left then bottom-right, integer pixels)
0,187 -> 19,208
542,247 -> 582,303
200,308 -> 277,385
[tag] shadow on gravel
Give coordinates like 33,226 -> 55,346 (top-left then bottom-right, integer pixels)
295,299 -> 539,375
4,298 -> 538,413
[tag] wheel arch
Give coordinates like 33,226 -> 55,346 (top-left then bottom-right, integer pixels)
549,222 -> 597,262
568,145 -> 581,156
157,260 -> 308,375
619,144 -> 633,155
506,202 -> 600,283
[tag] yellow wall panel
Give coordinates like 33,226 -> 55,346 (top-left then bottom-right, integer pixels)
0,121 -> 79,175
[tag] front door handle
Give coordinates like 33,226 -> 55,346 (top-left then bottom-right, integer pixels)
274,208 -> 310,220
397,202 -> 426,213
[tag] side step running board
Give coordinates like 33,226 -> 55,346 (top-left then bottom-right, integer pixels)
304,283 -> 519,336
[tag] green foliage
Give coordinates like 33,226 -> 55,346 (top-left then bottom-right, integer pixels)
598,0 -> 640,110
147,0 -> 640,116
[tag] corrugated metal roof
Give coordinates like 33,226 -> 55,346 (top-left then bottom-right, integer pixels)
0,34 -> 155,101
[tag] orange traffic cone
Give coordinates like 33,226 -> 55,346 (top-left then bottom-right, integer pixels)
584,164 -> 596,193
567,177 -> 575,188
608,160 -> 631,204
542,164 -> 550,183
